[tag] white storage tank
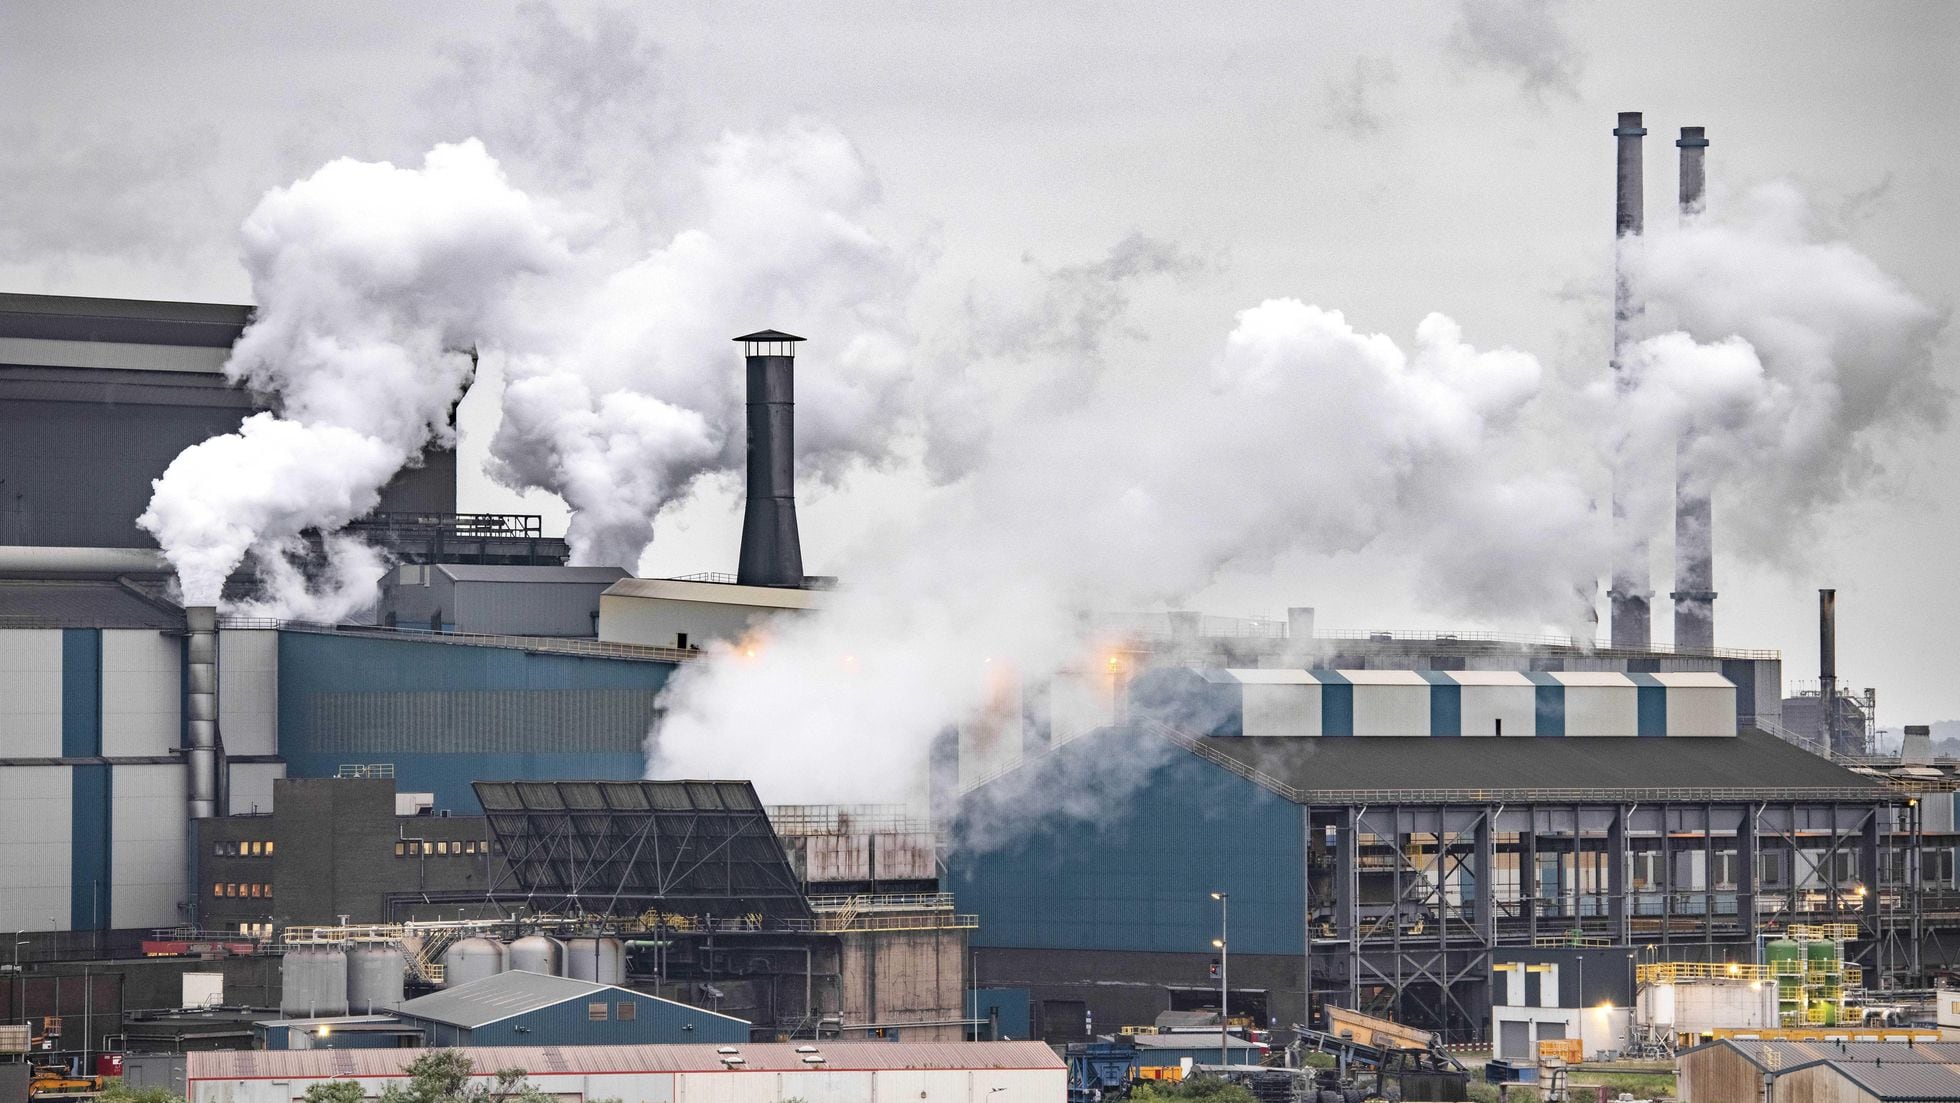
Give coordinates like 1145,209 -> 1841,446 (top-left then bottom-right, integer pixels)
564,937 -> 625,985
280,948 -> 349,1017
440,937 -> 508,988
508,934 -> 565,977
347,945 -> 407,1012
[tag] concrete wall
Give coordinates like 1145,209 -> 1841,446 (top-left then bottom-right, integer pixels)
111,764 -> 187,928
0,763 -> 72,927
101,630 -> 179,755
838,928 -> 967,1042
0,629 -> 62,754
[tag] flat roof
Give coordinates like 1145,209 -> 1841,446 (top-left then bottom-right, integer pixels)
602,576 -> 825,610
436,565 -> 627,584
184,1041 -> 1064,1079
1198,727 -> 1880,796
0,579 -> 184,629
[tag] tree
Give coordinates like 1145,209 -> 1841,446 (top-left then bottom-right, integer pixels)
373,1051 -> 557,1103
302,1082 -> 367,1103
97,1080 -> 189,1103
1128,1078 -> 1261,1102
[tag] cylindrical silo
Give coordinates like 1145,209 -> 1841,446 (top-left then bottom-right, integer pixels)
441,937 -> 508,988
564,937 -> 625,985
508,935 -> 565,977
281,948 -> 350,1017
347,945 -> 408,1012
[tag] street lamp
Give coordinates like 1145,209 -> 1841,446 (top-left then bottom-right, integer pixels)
1211,891 -> 1229,1069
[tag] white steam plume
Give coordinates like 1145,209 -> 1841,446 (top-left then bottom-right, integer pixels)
487,123 -> 916,569
1612,182 -> 1946,558
651,299 -> 1600,805
139,140 -> 570,609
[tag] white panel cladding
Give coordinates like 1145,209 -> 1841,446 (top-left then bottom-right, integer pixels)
111,765 -> 187,928
1655,673 -> 1737,737
0,629 -> 63,757
1234,670 -> 1322,737
217,629 -> 279,756
227,763 -> 285,816
1242,683 -> 1322,736
1557,672 -> 1639,736
1451,672 -> 1537,737
101,630 -> 180,756
0,765 -> 72,927
1345,671 -> 1430,736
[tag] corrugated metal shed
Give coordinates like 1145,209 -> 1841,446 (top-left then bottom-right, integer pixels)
184,1040 -> 1064,1078
1688,1039 -> 1960,1102
394,971 -> 746,1032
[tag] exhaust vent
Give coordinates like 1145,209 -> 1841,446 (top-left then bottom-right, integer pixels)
734,330 -> 806,588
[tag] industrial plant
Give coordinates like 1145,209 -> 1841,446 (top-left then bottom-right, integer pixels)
0,110 -> 1953,1103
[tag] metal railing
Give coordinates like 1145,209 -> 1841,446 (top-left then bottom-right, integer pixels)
217,616 -> 700,663
808,893 -> 955,912
1089,614 -> 1780,659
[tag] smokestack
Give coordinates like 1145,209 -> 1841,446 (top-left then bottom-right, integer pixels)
734,330 -> 806,588
1819,588 -> 1838,752
186,606 -> 219,819
1608,111 -> 1652,650
1672,126 -> 1716,651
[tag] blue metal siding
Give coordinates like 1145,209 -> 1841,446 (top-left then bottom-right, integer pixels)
949,726 -> 1305,955
1422,672 -> 1460,736
1128,668 -> 1242,738
1319,672 -> 1353,737
1529,674 -> 1565,737
62,628 -> 101,756
276,632 -> 677,812
968,987 -> 1033,1040
1721,659 -> 1758,726
425,992 -> 748,1046
70,763 -> 111,930
1631,673 -> 1667,737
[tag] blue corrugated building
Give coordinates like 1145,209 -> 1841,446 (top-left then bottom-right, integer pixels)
276,631 -> 676,812
391,970 -> 749,1047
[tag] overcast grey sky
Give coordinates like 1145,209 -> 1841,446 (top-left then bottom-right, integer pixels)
4,1 -> 1956,721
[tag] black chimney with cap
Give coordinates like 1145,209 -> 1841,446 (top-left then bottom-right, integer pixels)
735,329 -> 805,588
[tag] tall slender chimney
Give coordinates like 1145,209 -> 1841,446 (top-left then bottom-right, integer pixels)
1672,126 -> 1716,651
186,605 -> 219,819
734,330 -> 806,588
1608,111 -> 1652,649
1819,588 -> 1839,752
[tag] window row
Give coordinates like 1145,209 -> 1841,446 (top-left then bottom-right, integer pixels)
212,882 -> 273,899
213,840 -> 275,857
234,922 -> 274,938
588,1001 -> 637,1022
395,839 -> 492,857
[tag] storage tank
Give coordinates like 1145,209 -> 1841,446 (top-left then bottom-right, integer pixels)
1766,939 -> 1802,1022
441,937 -> 508,988
1807,939 -> 1842,1024
347,945 -> 407,1012
564,937 -> 625,985
508,935 -> 565,977
280,948 -> 350,1017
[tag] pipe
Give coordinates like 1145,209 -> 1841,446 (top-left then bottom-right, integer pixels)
1672,126 -> 1716,650
1609,111 -> 1651,650
1819,589 -> 1838,752
734,330 -> 806,588
186,606 -> 218,820
0,546 -> 169,578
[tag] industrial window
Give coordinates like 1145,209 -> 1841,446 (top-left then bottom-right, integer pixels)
263,884 -> 273,898
247,841 -> 259,856
616,1002 -> 636,1022
212,882 -> 223,898
395,841 -> 407,857
248,884 -> 260,898
265,841 -> 275,856
588,1003 -> 608,1022
437,841 -> 451,855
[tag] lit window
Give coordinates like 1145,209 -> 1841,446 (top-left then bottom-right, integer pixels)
263,884 -> 273,898
588,1003 -> 608,1022
248,841 -> 261,857
437,841 -> 450,856
212,883 -> 223,898
249,884 -> 261,899
396,841 -> 408,857
264,841 -> 274,856
224,884 -> 236,898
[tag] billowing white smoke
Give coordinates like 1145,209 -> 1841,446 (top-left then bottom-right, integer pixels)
1613,182 -> 1945,558
139,140 -> 569,608
651,300 -> 1599,804
488,123 -> 914,569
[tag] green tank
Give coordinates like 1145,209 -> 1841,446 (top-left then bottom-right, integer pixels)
1807,938 -> 1839,974
1767,939 -> 1803,1022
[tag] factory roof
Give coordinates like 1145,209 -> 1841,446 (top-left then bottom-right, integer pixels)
182,1041 -> 1063,1079
0,579 -> 184,629
433,564 -> 628,584
601,576 -> 825,610
1691,1039 -> 1960,1101
1195,727 -> 1881,798
393,970 -> 748,1031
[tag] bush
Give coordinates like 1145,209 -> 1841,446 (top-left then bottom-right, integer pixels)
1129,1078 -> 1261,1101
